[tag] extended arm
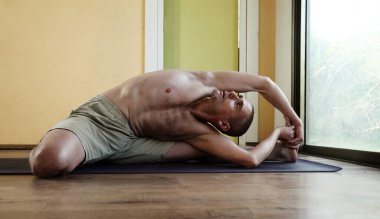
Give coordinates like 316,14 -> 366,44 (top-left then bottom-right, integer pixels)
185,126 -> 294,168
195,70 -> 268,93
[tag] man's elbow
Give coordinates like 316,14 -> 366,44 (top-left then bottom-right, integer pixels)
254,76 -> 273,93
262,76 -> 274,90
241,156 -> 259,168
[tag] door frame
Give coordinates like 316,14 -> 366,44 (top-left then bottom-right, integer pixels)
145,0 -> 164,72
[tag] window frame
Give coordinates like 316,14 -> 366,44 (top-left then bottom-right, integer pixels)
293,0 -> 380,167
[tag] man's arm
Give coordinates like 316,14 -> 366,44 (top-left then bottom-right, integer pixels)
195,70 -> 268,93
185,126 -> 294,168
195,70 -> 303,146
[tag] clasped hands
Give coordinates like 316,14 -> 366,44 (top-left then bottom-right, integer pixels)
278,116 -> 304,150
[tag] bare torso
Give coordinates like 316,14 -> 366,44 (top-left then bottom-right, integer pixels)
103,70 -> 216,141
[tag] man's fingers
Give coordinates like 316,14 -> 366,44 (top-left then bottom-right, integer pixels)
289,131 -> 294,139
286,145 -> 299,150
292,126 -> 304,144
282,143 -> 299,150
289,130 -> 295,139
289,137 -> 302,146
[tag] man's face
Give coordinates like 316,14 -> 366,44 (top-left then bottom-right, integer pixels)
209,90 -> 253,121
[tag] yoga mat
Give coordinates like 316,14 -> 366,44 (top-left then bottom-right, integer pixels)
0,158 -> 341,174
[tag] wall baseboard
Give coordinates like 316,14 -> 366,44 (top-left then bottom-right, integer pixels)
0,145 -> 36,150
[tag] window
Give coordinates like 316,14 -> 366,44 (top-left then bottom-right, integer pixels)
306,0 -> 380,153
296,0 -> 380,164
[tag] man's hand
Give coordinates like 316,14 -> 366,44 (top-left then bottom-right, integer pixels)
284,116 -> 304,146
290,124 -> 304,146
278,126 -> 295,142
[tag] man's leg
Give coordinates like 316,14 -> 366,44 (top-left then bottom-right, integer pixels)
266,141 -> 298,162
29,129 -> 85,178
164,142 -> 207,162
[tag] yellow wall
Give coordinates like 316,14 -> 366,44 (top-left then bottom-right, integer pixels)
164,0 -> 238,70
0,0 -> 144,145
258,0 -> 276,141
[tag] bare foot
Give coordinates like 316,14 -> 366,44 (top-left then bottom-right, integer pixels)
280,146 -> 298,163
266,141 -> 298,162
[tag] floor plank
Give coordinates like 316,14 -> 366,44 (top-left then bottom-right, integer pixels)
0,150 -> 379,219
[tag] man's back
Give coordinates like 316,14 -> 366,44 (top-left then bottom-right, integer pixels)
103,70 -> 216,141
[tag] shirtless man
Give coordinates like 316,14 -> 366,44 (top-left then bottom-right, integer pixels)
29,70 -> 303,178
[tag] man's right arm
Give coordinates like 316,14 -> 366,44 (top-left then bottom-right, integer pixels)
185,126 -> 294,168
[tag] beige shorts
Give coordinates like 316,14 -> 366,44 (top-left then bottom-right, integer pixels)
48,95 -> 174,164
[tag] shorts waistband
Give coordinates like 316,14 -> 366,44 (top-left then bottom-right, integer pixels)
89,95 -> 129,125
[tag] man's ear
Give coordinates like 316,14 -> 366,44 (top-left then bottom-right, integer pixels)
217,120 -> 231,132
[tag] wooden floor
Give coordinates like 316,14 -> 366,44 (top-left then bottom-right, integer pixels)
0,150 -> 379,219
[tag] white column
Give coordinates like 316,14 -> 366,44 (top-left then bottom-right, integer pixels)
239,0 -> 259,144
145,0 -> 163,73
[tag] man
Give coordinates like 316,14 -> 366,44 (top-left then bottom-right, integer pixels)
29,70 -> 303,178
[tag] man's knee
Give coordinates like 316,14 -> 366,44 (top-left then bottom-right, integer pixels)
29,143 -> 71,178
29,130 -> 85,178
